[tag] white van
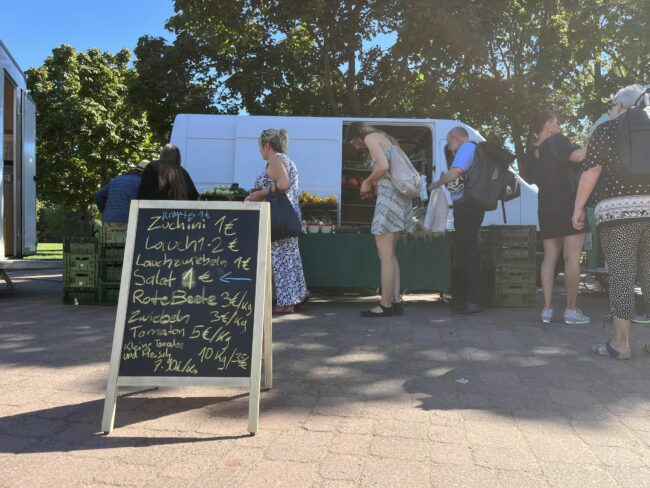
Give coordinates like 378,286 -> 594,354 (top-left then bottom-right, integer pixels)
170,114 -> 538,227
0,40 -> 37,259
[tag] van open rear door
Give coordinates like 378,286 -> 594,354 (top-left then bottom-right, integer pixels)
21,94 -> 36,256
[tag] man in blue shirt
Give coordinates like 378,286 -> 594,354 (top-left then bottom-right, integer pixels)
430,127 -> 485,314
95,160 -> 149,228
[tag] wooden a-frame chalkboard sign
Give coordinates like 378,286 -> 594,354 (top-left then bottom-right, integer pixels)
101,200 -> 272,435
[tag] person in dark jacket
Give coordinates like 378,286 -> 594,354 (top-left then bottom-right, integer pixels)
95,160 -> 149,227
138,144 -> 199,200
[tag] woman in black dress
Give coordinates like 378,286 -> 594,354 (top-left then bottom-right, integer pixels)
527,111 -> 589,326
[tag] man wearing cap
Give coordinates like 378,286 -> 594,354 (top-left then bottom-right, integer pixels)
94,160 -> 150,228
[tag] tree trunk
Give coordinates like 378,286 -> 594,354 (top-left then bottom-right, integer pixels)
307,23 -> 339,116
345,46 -> 361,116
321,37 -> 340,115
81,204 -> 94,239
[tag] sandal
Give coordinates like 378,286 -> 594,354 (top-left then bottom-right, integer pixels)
273,305 -> 295,314
361,303 -> 393,317
591,340 -> 631,360
294,291 -> 311,311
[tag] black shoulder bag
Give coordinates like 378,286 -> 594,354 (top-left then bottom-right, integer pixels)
266,186 -> 302,242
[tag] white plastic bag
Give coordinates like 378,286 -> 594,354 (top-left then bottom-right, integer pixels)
423,188 -> 449,235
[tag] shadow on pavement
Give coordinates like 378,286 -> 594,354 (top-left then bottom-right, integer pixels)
0,390 -> 252,454
1,274 -> 650,439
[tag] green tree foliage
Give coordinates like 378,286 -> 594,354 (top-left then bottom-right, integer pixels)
26,45 -> 158,224
165,0 -> 402,116
398,0 -> 591,178
130,36 -> 219,144
160,0 -> 647,180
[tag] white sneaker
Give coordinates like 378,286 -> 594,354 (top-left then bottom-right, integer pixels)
564,308 -> 590,325
541,307 -> 553,324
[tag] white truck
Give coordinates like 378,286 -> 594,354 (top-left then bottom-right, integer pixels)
170,114 -> 538,227
0,40 -> 37,260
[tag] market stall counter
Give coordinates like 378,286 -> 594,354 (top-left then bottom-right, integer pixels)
298,232 -> 452,292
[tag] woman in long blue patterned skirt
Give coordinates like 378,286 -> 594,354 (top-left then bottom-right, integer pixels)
248,128 -> 308,314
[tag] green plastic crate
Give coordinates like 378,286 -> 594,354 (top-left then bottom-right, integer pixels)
64,254 -> 97,272
63,238 -> 97,254
99,285 -> 121,305
493,265 -> 537,285
100,246 -> 125,259
490,282 -> 536,308
64,271 -> 97,288
99,258 -> 123,284
63,287 -> 98,305
98,226 -> 128,246
487,225 -> 536,242
491,242 -> 536,265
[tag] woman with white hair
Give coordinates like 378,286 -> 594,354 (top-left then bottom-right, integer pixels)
573,84 -> 650,359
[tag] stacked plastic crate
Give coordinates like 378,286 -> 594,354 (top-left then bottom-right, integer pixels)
485,226 -> 537,307
98,226 -> 127,305
63,238 -> 98,304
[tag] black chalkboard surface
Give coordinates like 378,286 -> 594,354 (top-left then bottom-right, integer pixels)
119,208 -> 259,378
102,201 -> 272,435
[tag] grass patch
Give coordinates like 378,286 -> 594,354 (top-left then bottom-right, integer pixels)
25,243 -> 63,260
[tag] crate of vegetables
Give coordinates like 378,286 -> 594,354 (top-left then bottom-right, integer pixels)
200,183 -> 248,201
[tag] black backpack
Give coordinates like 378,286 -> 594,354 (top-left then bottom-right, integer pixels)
461,141 -> 518,211
616,88 -> 650,184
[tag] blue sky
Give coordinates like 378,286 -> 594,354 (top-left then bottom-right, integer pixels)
3,1 -> 397,72
1,0 -> 175,70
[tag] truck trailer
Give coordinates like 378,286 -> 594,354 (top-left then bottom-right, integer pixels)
0,40 -> 37,260
170,114 -> 539,228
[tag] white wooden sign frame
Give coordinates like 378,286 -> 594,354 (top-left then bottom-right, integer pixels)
101,200 -> 272,435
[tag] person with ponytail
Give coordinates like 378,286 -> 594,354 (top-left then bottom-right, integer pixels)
344,122 -> 413,317
525,111 -> 589,326
248,129 -> 308,314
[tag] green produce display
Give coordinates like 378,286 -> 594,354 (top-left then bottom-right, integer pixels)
201,183 -> 248,199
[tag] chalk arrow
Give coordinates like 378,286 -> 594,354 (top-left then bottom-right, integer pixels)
220,271 -> 252,284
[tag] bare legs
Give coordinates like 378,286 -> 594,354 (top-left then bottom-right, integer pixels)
563,233 -> 585,309
611,317 -> 632,355
374,232 -> 401,310
541,233 -> 585,310
541,237 -> 563,309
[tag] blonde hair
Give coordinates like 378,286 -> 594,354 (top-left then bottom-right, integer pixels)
259,128 -> 289,153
